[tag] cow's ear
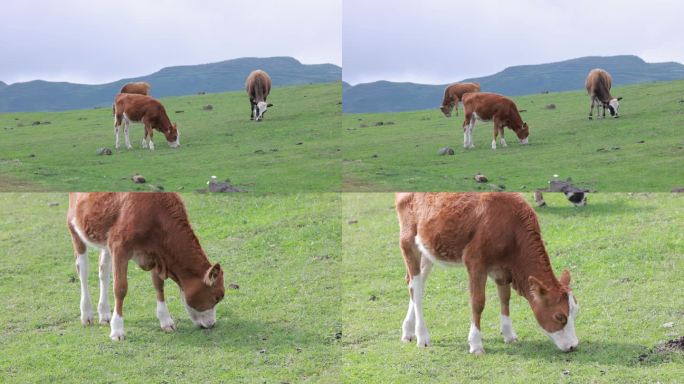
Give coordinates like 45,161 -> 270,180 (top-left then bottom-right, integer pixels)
529,276 -> 549,302
204,263 -> 222,286
267,103 -> 273,107
617,97 -> 623,101
559,269 -> 572,287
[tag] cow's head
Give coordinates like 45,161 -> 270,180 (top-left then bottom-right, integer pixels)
565,191 -> 587,206
528,270 -> 579,352
254,101 -> 274,121
607,97 -> 622,118
439,103 -> 454,117
165,123 -> 180,148
516,122 -> 530,144
181,263 -> 225,328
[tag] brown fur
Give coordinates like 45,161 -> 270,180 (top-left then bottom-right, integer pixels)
120,82 -> 151,96
67,193 -> 225,324
113,93 -> 178,145
585,68 -> 621,118
245,70 -> 273,120
440,82 -> 481,117
462,92 -> 530,144
396,193 -> 573,336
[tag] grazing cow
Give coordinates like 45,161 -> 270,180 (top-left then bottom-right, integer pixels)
585,69 -> 622,119
396,192 -> 579,354
461,92 -> 530,150
440,82 -> 481,117
245,70 -> 273,121
67,193 -> 225,341
120,82 -> 151,96
113,93 -> 179,150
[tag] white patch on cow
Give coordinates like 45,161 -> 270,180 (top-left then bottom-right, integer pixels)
543,292 -> 579,352
114,124 -> 120,149
521,137 -> 529,145
70,219 -> 106,250
168,129 -> 180,148
123,114 -> 132,149
491,139 -> 497,150
401,298 -> 416,342
148,139 -> 155,151
255,101 -> 268,121
468,322 -> 485,354
76,253 -> 94,325
97,249 -> 111,324
181,293 -> 216,329
156,301 -> 176,332
500,137 -> 507,147
609,98 -> 620,117
110,312 -> 125,341
409,271 -> 430,347
141,137 -> 148,149
415,235 -> 461,267
501,314 -> 518,343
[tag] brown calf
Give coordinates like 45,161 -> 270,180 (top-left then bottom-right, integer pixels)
440,82 -> 481,117
67,193 -> 225,341
396,192 -> 579,354
245,69 -> 273,121
113,93 -> 179,150
586,69 -> 621,119
461,92 -> 530,150
120,82 -> 151,96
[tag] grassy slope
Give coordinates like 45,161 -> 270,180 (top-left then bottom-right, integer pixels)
341,193 -> 684,383
0,82 -> 341,192
0,193 -> 341,383
342,80 -> 684,192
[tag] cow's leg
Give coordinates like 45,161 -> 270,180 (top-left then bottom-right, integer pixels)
466,262 -> 487,354
114,114 -> 122,149
601,103 -> 606,119
462,115 -> 471,149
491,122 -> 499,150
399,230 -> 420,343
410,255 -> 433,348
496,282 -> 518,343
499,125 -> 507,147
250,99 -> 256,120
123,116 -> 132,149
68,222 -> 93,325
97,249 -> 112,324
454,98 -> 459,116
152,272 -> 176,332
588,98 -> 594,120
109,244 -> 129,341
147,127 -> 155,151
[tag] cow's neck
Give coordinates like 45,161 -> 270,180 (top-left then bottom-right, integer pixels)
509,229 -> 561,301
156,220 -> 211,288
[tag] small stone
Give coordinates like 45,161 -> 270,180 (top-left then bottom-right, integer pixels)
202,105 -> 213,111
474,173 -> 488,183
347,220 -> 358,225
335,331 -> 342,339
228,283 -> 240,290
259,349 -> 267,354
295,142 -> 303,145
545,104 -> 556,110
132,174 -> 146,184
662,322 -> 674,328
671,187 -> 684,193
369,295 -> 377,301
438,147 -> 455,156
96,147 -> 112,156
175,110 -> 185,114
48,202 -> 59,207
374,122 -> 384,126
371,154 -> 378,158
636,140 -> 645,143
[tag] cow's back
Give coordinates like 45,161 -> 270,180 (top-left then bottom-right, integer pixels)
586,69 -> 612,99
114,94 -> 163,121
245,70 -> 272,101
463,92 -> 517,120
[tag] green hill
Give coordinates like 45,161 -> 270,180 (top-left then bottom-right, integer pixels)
0,57 -> 340,112
0,82 -> 341,192
343,55 -> 684,113
342,79 -> 684,192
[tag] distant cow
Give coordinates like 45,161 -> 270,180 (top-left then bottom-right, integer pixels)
120,82 -> 151,96
245,70 -> 273,121
396,192 -> 579,354
440,82 -> 481,117
585,69 -> 622,119
113,94 -> 179,150
67,193 -> 225,341
461,92 -> 530,150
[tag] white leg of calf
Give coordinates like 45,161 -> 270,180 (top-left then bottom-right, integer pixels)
115,126 -> 120,149
156,301 -> 176,332
110,312 -> 124,341
76,253 -> 94,325
97,250 -> 111,324
141,137 -> 148,149
124,122 -> 132,149
463,129 -> 469,149
501,314 -> 518,343
148,140 -> 155,151
401,299 -> 416,342
411,273 -> 430,347
468,124 -> 476,148
500,137 -> 507,147
491,139 -> 497,150
468,322 -> 485,355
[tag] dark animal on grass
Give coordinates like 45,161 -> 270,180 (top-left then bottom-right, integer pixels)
586,69 -> 622,119
245,70 -> 273,121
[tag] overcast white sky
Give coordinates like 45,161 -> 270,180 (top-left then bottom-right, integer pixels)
343,0 -> 684,85
0,0 -> 341,85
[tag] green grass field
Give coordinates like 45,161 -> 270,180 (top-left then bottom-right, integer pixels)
0,82 -> 341,192
0,193 -> 341,383
341,192 -> 684,383
342,80 -> 684,192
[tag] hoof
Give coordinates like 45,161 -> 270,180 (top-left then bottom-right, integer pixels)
588,117 -> 593,120
110,332 -> 125,341
470,347 -> 485,355
161,323 -> 177,332
99,314 -> 111,324
401,335 -> 414,343
504,336 -> 518,344
81,312 -> 94,326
